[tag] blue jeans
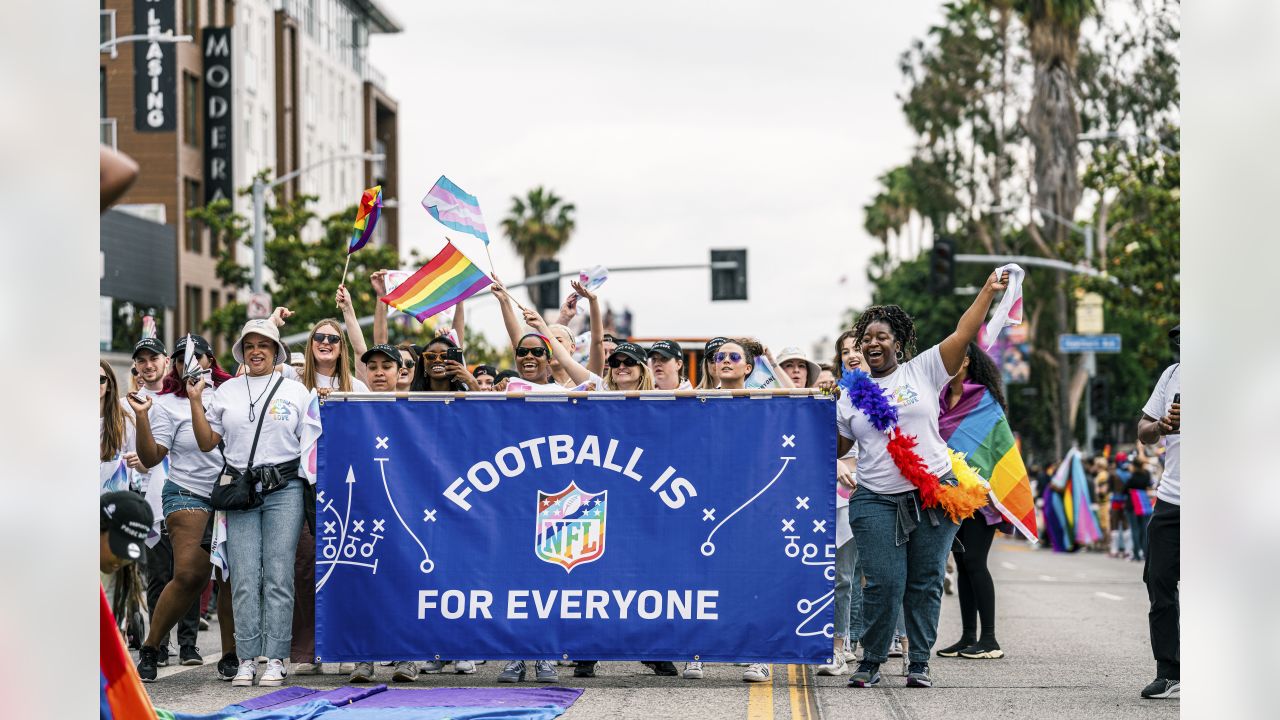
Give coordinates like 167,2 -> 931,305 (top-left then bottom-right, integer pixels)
833,509 -> 864,643
850,488 -> 960,664
161,480 -> 214,517
1127,509 -> 1150,561
226,480 -> 304,660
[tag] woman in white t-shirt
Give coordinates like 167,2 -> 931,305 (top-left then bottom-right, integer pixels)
127,334 -> 240,682
839,270 -> 1008,690
188,319 -> 315,689
101,359 -> 142,494
284,315 -> 369,393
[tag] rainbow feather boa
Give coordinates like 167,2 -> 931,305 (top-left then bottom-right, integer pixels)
840,368 -> 988,523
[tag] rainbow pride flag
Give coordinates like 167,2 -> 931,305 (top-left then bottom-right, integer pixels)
349,185 -> 383,254
938,384 -> 1038,540
101,585 -> 157,720
380,242 -> 492,322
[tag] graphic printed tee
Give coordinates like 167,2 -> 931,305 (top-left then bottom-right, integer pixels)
207,372 -> 315,470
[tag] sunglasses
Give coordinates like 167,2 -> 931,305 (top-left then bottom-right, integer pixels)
515,346 -> 548,358
420,351 -> 448,362
99,375 -> 109,385
714,351 -> 744,364
607,356 -> 639,369
402,358 -> 416,369
312,332 -> 342,345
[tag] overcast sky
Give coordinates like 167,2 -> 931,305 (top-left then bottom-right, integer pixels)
369,1 -> 944,359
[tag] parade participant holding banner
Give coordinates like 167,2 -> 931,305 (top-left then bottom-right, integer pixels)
522,307 -> 605,390
396,343 -> 418,391
361,345 -> 403,392
602,342 -> 655,391
187,319 -> 314,689
697,337 -> 729,389
839,269 -> 1010,690
472,365 -> 498,390
711,340 -> 754,391
411,333 -> 479,391
285,313 -> 369,393
777,347 -> 821,389
128,335 -> 239,683
647,340 -> 689,390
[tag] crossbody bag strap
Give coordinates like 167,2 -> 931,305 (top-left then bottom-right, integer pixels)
244,376 -> 285,471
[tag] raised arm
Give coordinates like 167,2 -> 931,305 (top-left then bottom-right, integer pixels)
186,377 -> 222,453
336,286 -> 369,382
491,275 -> 524,349
571,280 -> 606,377
371,270 -> 389,346
761,345 -> 795,389
524,307 -> 592,385
938,269 -> 1009,375
452,299 -> 466,349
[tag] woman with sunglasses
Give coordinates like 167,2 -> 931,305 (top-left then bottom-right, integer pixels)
710,340 -> 754,391
395,342 -> 417,391
520,302 -> 606,391
127,335 -> 240,683
187,319 -> 316,688
287,315 -> 369,393
410,334 -> 478,392
101,360 -> 142,494
493,277 -> 601,387
602,342 -> 655,391
370,270 -> 467,388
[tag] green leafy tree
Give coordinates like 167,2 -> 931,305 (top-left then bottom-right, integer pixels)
500,187 -> 576,304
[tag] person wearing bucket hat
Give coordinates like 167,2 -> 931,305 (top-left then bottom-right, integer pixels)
188,319 -> 315,688
602,342 -> 655,391
647,340 -> 690,390
101,490 -> 153,574
128,333 -> 238,682
777,347 -> 822,389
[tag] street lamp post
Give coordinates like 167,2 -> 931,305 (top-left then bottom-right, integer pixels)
250,153 -> 385,294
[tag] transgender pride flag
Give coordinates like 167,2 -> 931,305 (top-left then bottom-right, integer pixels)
422,175 -> 490,244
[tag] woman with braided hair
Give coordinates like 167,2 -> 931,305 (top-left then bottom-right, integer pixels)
838,270 -> 1009,689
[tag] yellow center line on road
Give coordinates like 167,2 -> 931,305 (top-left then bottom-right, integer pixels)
787,664 -> 811,720
746,664 -> 773,720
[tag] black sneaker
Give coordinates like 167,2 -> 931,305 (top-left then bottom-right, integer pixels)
649,661 -> 679,676
179,645 -> 203,666
573,661 -> 597,678
216,651 -> 239,681
1140,678 -> 1180,699
156,644 -> 170,667
936,637 -> 975,658
136,646 -> 159,683
905,662 -> 932,688
847,661 -> 881,687
958,639 -> 1004,660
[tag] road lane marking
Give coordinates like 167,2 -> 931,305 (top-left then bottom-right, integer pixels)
1095,592 -> 1124,601
746,664 -> 773,720
1038,575 -> 1057,582
1001,561 -> 1018,570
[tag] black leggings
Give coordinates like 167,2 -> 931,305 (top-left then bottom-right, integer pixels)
953,518 -> 997,641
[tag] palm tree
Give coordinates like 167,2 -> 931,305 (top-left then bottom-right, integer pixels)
500,186 -> 577,304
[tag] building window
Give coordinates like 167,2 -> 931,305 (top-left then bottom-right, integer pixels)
184,285 -> 204,334
184,178 -> 203,253
183,72 -> 199,147
209,289 -> 221,318
183,0 -> 197,37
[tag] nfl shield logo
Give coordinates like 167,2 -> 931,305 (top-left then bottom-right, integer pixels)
535,482 -> 607,572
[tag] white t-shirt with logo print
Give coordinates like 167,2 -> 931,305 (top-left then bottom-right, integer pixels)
1142,363 -> 1180,505
151,388 -> 225,497
836,345 -> 955,495
207,372 -> 315,471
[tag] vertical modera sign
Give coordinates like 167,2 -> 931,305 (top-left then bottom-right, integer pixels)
203,28 -> 234,204
133,0 -> 177,132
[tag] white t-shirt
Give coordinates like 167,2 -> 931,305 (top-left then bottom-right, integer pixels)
126,386 -> 164,493
207,372 -> 315,470
1142,364 -> 1180,505
836,345 -> 954,494
151,389 -> 225,497
99,413 -> 135,494
281,364 -> 369,392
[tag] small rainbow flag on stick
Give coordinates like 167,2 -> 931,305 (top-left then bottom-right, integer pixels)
381,241 -> 493,322
350,185 -> 383,254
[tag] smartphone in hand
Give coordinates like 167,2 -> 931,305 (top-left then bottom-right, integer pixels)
446,347 -> 465,365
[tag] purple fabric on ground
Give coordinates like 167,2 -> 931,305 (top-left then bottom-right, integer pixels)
230,685 -> 389,712
347,687 -> 583,709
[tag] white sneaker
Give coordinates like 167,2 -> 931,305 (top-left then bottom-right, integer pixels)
259,659 -> 287,687
421,660 -> 447,674
682,661 -> 704,679
816,657 -> 848,676
888,636 -> 904,658
742,663 -> 771,683
455,660 -> 477,674
232,659 -> 257,687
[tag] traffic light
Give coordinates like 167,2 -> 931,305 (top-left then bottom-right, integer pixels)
929,237 -> 956,295
1089,376 -> 1110,419
533,258 -> 560,312
711,249 -> 747,301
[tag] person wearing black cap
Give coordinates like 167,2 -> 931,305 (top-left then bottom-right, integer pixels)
601,342 -> 654,391
361,344 -> 404,392
647,340 -> 690,390
472,365 -> 498,391
101,490 -> 153,575
1135,324 -> 1181,700
128,333 -> 238,681
493,369 -> 519,392
697,337 -> 730,389
132,337 -> 169,397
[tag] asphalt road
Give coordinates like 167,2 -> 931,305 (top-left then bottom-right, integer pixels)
143,537 -> 1178,719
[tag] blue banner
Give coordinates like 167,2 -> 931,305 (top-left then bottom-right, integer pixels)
314,394 -> 836,664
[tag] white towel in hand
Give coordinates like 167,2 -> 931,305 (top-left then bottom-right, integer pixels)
982,264 -> 1025,349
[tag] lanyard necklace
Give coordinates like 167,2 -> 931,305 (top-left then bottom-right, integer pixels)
245,370 -> 278,422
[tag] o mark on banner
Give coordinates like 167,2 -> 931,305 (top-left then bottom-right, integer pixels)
375,436 -> 389,449
782,518 -> 796,532
422,508 -> 437,522
702,508 -> 716,522
782,434 -> 796,448
795,496 -> 810,510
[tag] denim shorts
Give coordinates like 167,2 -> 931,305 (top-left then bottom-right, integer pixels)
161,480 -> 214,517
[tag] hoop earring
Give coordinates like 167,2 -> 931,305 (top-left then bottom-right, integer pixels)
895,350 -> 904,361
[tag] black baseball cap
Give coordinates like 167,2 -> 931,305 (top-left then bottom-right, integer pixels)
132,338 -> 166,359
100,491 -> 153,563
473,364 -> 497,379
648,340 -> 683,360
610,342 -> 646,365
361,344 -> 404,366
171,334 -> 212,359
495,369 -> 519,382
704,337 -> 729,356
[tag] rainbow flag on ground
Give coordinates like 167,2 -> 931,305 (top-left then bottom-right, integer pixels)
101,585 -> 157,720
938,385 -> 1038,540
380,242 -> 492,322
421,176 -> 490,244
349,185 -> 383,254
